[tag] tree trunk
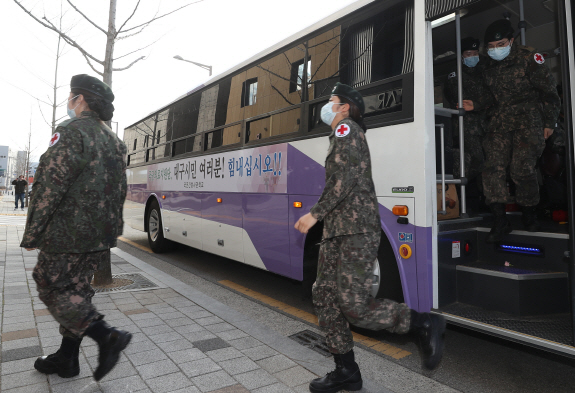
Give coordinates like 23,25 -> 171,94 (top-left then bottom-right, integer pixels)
93,0 -> 117,287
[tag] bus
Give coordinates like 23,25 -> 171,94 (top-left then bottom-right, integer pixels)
123,0 -> 575,357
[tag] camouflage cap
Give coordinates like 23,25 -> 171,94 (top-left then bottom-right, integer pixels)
70,74 -> 114,102
331,82 -> 365,115
461,37 -> 480,52
484,19 -> 514,44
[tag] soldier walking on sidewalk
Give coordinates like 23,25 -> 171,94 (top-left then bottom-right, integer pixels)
20,74 -> 131,381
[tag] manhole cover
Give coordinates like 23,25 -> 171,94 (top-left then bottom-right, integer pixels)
93,273 -> 159,293
289,329 -> 331,357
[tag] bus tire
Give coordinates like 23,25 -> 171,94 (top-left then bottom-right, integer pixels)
146,200 -> 174,253
373,231 -> 404,303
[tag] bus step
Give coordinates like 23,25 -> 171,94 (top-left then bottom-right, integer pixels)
456,263 -> 569,316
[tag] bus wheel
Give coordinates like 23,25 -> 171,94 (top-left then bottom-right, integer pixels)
371,258 -> 381,298
147,200 -> 173,253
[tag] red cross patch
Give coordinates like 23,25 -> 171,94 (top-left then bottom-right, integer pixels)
534,53 -> 545,64
49,132 -> 60,147
335,124 -> 350,138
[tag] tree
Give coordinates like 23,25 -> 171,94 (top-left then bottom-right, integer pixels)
13,0 -> 203,88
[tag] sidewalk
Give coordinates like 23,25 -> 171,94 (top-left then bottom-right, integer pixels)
0,225 -> 395,393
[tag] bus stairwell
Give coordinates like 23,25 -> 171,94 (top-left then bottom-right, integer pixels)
430,0 -> 575,355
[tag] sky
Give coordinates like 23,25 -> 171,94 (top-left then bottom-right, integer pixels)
1,0 -> 357,162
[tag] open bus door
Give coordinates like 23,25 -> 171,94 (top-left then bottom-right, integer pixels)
558,0 -> 575,350
429,0 -> 575,357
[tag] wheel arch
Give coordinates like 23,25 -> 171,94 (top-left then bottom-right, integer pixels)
144,193 -> 163,233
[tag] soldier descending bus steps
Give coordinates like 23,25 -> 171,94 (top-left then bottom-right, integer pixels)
20,74 -> 132,381
295,83 -> 446,393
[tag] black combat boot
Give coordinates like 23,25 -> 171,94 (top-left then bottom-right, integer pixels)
309,350 -> 363,393
521,206 -> 541,232
34,336 -> 81,378
410,311 -> 446,370
486,203 -> 512,243
84,320 -> 132,381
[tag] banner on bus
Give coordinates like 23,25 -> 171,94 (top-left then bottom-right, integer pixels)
147,143 -> 288,194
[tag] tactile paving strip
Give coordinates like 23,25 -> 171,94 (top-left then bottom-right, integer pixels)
289,329 -> 331,357
94,273 -> 159,293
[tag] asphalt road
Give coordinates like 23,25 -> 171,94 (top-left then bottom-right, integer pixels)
119,225 -> 575,393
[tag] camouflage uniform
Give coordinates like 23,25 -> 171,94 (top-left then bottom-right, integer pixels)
21,111 -> 127,339
310,118 -> 411,354
444,57 -> 489,180
481,45 -> 561,206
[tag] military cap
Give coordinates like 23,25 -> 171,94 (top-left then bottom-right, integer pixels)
461,37 -> 480,52
484,19 -> 514,44
331,82 -> 365,115
70,74 -> 115,102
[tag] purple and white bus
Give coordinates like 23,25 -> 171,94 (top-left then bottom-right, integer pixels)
125,0 -> 575,357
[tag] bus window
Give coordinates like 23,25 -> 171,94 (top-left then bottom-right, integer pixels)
172,135 -> 201,157
168,94 -> 202,141
127,150 -> 145,167
246,107 -> 300,142
197,85 -> 220,133
308,26 -> 341,99
205,123 -> 241,150
155,109 -> 170,145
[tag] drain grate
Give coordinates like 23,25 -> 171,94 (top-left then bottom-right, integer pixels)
289,329 -> 331,357
94,273 -> 159,293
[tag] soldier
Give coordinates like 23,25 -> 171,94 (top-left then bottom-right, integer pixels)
20,74 -> 131,381
11,175 -> 28,210
295,83 -> 446,393
444,37 -> 489,182
479,19 -> 560,242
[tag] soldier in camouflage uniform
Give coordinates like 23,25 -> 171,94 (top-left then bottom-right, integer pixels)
444,37 -> 489,181
21,74 -> 131,381
295,83 -> 446,393
478,20 -> 561,242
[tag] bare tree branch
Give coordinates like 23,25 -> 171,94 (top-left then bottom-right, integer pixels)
112,56 -> 145,72
116,24 -> 149,40
116,0 -> 142,37
37,100 -> 52,128
119,0 -> 203,34
0,76 -> 52,106
113,36 -> 161,61
66,0 -> 107,34
78,51 -> 104,76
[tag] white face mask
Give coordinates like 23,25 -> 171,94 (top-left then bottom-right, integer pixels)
320,102 -> 344,125
67,95 -> 80,119
488,43 -> 512,61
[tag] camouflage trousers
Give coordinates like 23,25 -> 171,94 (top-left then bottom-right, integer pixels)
453,134 -> 485,181
33,250 -> 107,339
312,233 -> 411,354
482,128 -> 545,206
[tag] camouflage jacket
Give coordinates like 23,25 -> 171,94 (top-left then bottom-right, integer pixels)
21,111 -> 127,253
310,118 -> 381,239
444,58 -> 489,136
482,44 -> 560,131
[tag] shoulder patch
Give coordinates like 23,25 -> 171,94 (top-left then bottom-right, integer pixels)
335,124 -> 351,138
49,132 -> 61,147
534,53 -> 545,64
448,72 -> 456,79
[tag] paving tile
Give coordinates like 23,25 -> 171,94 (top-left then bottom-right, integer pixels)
48,360 -> 93,385
3,321 -> 36,332
241,345 -> 280,361
205,323 -> 236,334
154,311 -> 185,320
192,370 -> 237,392
181,330 -> 217,342
182,310 -> 213,319
156,338 -> 195,353
123,308 -> 150,316
136,358 -> 179,380
234,369 -> 280,390
2,382 -> 51,393
1,369 -> 48,390
194,316 -> 224,326
216,330 -> 249,341
173,323 -> 206,335
146,372 -> 193,393
99,375 -> 148,393
2,345 -> 43,362
273,366 -> 317,388
117,303 -> 145,312
206,347 -> 244,362
133,317 -> 166,328
291,384 -> 313,393
165,317 -> 194,328
167,348 -> 206,364
141,323 -> 174,336
209,385 -> 250,393
1,356 -> 37,375
251,382 -> 295,393
2,336 -> 40,351
227,337 -> 262,351
219,356 -> 260,375
2,328 -> 38,341
97,359 -> 138,382
123,339 -> 157,355
180,357 -> 222,378
168,387 -> 201,393
126,348 -> 168,366
256,355 -> 297,374
193,337 -> 231,353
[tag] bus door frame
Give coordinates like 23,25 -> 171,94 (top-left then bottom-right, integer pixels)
558,0 -> 575,344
